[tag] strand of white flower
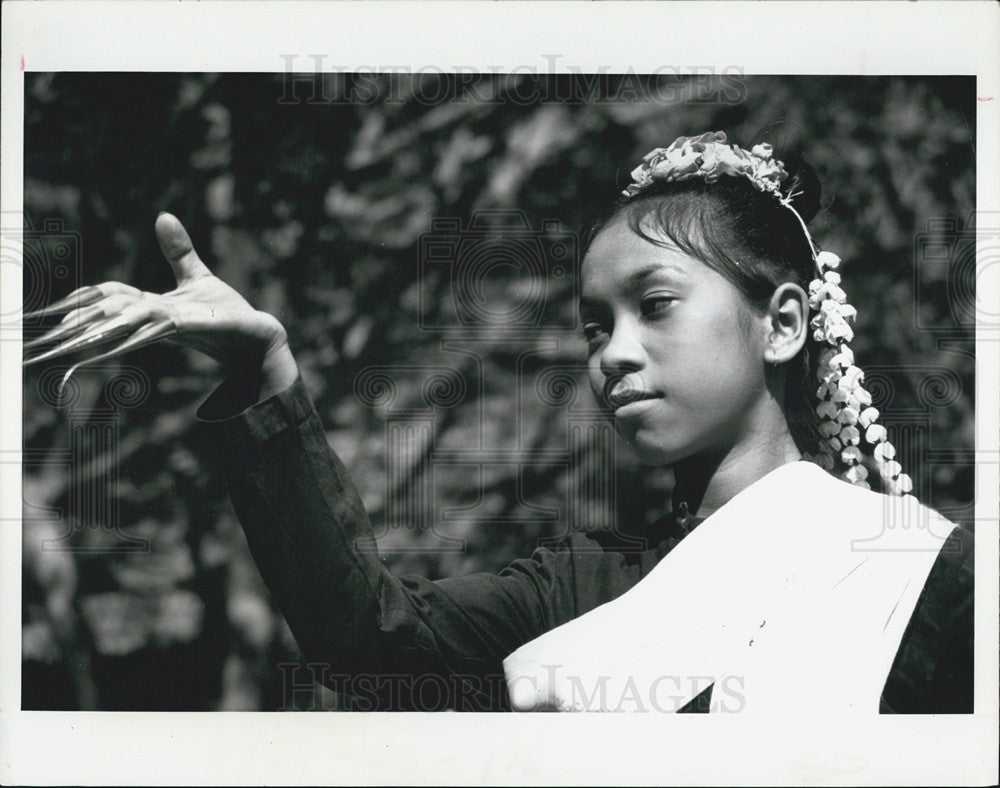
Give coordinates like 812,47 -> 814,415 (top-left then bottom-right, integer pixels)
787,213 -> 878,491
813,364 -> 913,494
808,266 -> 914,496
618,135 -> 915,497
778,198 -> 822,273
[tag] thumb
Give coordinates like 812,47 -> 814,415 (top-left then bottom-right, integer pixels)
155,212 -> 211,283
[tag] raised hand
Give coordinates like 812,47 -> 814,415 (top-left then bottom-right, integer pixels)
23,213 -> 298,398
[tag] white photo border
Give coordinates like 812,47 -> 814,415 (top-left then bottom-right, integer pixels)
2,1 -> 998,785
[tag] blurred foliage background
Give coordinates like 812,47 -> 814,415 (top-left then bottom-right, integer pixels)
21,73 -> 976,710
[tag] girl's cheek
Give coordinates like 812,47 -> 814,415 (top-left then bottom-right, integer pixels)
587,361 -> 604,396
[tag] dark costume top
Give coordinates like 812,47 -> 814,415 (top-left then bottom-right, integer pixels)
198,377 -> 974,713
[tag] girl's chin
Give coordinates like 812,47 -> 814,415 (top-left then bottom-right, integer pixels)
617,427 -> 688,467
632,447 -> 682,467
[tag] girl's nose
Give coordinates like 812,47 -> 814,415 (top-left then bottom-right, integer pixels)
599,320 -> 645,376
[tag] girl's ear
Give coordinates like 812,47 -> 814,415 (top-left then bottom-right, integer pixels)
763,282 -> 809,364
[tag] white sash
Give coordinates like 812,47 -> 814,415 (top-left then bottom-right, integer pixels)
502,460 -> 956,714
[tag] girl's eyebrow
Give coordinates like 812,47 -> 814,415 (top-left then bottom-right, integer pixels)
624,262 -> 689,287
579,262 -> 689,310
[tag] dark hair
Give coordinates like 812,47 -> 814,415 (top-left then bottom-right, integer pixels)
580,152 -> 825,455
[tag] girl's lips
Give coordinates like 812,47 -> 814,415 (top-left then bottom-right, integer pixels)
613,395 -> 663,417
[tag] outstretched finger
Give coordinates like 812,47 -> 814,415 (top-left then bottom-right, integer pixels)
26,292 -> 138,349
60,292 -> 139,327
24,282 -> 141,321
23,285 -> 103,320
155,212 -> 211,284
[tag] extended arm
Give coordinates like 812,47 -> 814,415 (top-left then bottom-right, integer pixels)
27,212 -> 639,710
199,374 -> 622,709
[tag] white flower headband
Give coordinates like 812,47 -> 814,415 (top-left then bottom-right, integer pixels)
622,131 -> 913,496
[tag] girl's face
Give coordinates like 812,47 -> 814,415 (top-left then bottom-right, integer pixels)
580,216 -> 770,466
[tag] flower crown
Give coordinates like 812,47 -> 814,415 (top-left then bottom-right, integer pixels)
623,131 -> 914,497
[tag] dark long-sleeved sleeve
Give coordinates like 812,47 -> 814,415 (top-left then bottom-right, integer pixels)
198,375 -> 974,712
879,525 -> 974,713
198,376 -> 644,710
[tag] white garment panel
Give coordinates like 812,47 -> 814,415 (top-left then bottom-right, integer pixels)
503,461 -> 954,714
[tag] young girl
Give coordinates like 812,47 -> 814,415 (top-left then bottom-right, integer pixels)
26,131 -> 973,714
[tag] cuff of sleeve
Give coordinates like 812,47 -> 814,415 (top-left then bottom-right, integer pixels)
196,374 -> 314,444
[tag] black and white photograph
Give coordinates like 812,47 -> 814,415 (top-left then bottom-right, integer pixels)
2,1 -> 998,785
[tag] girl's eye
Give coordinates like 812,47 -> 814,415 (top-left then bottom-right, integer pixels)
581,322 -> 607,343
641,295 -> 675,318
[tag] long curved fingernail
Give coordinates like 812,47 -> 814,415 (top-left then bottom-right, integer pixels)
23,285 -> 103,320
56,320 -> 177,402
23,319 -> 90,350
23,316 -> 131,367
78,319 -> 176,369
